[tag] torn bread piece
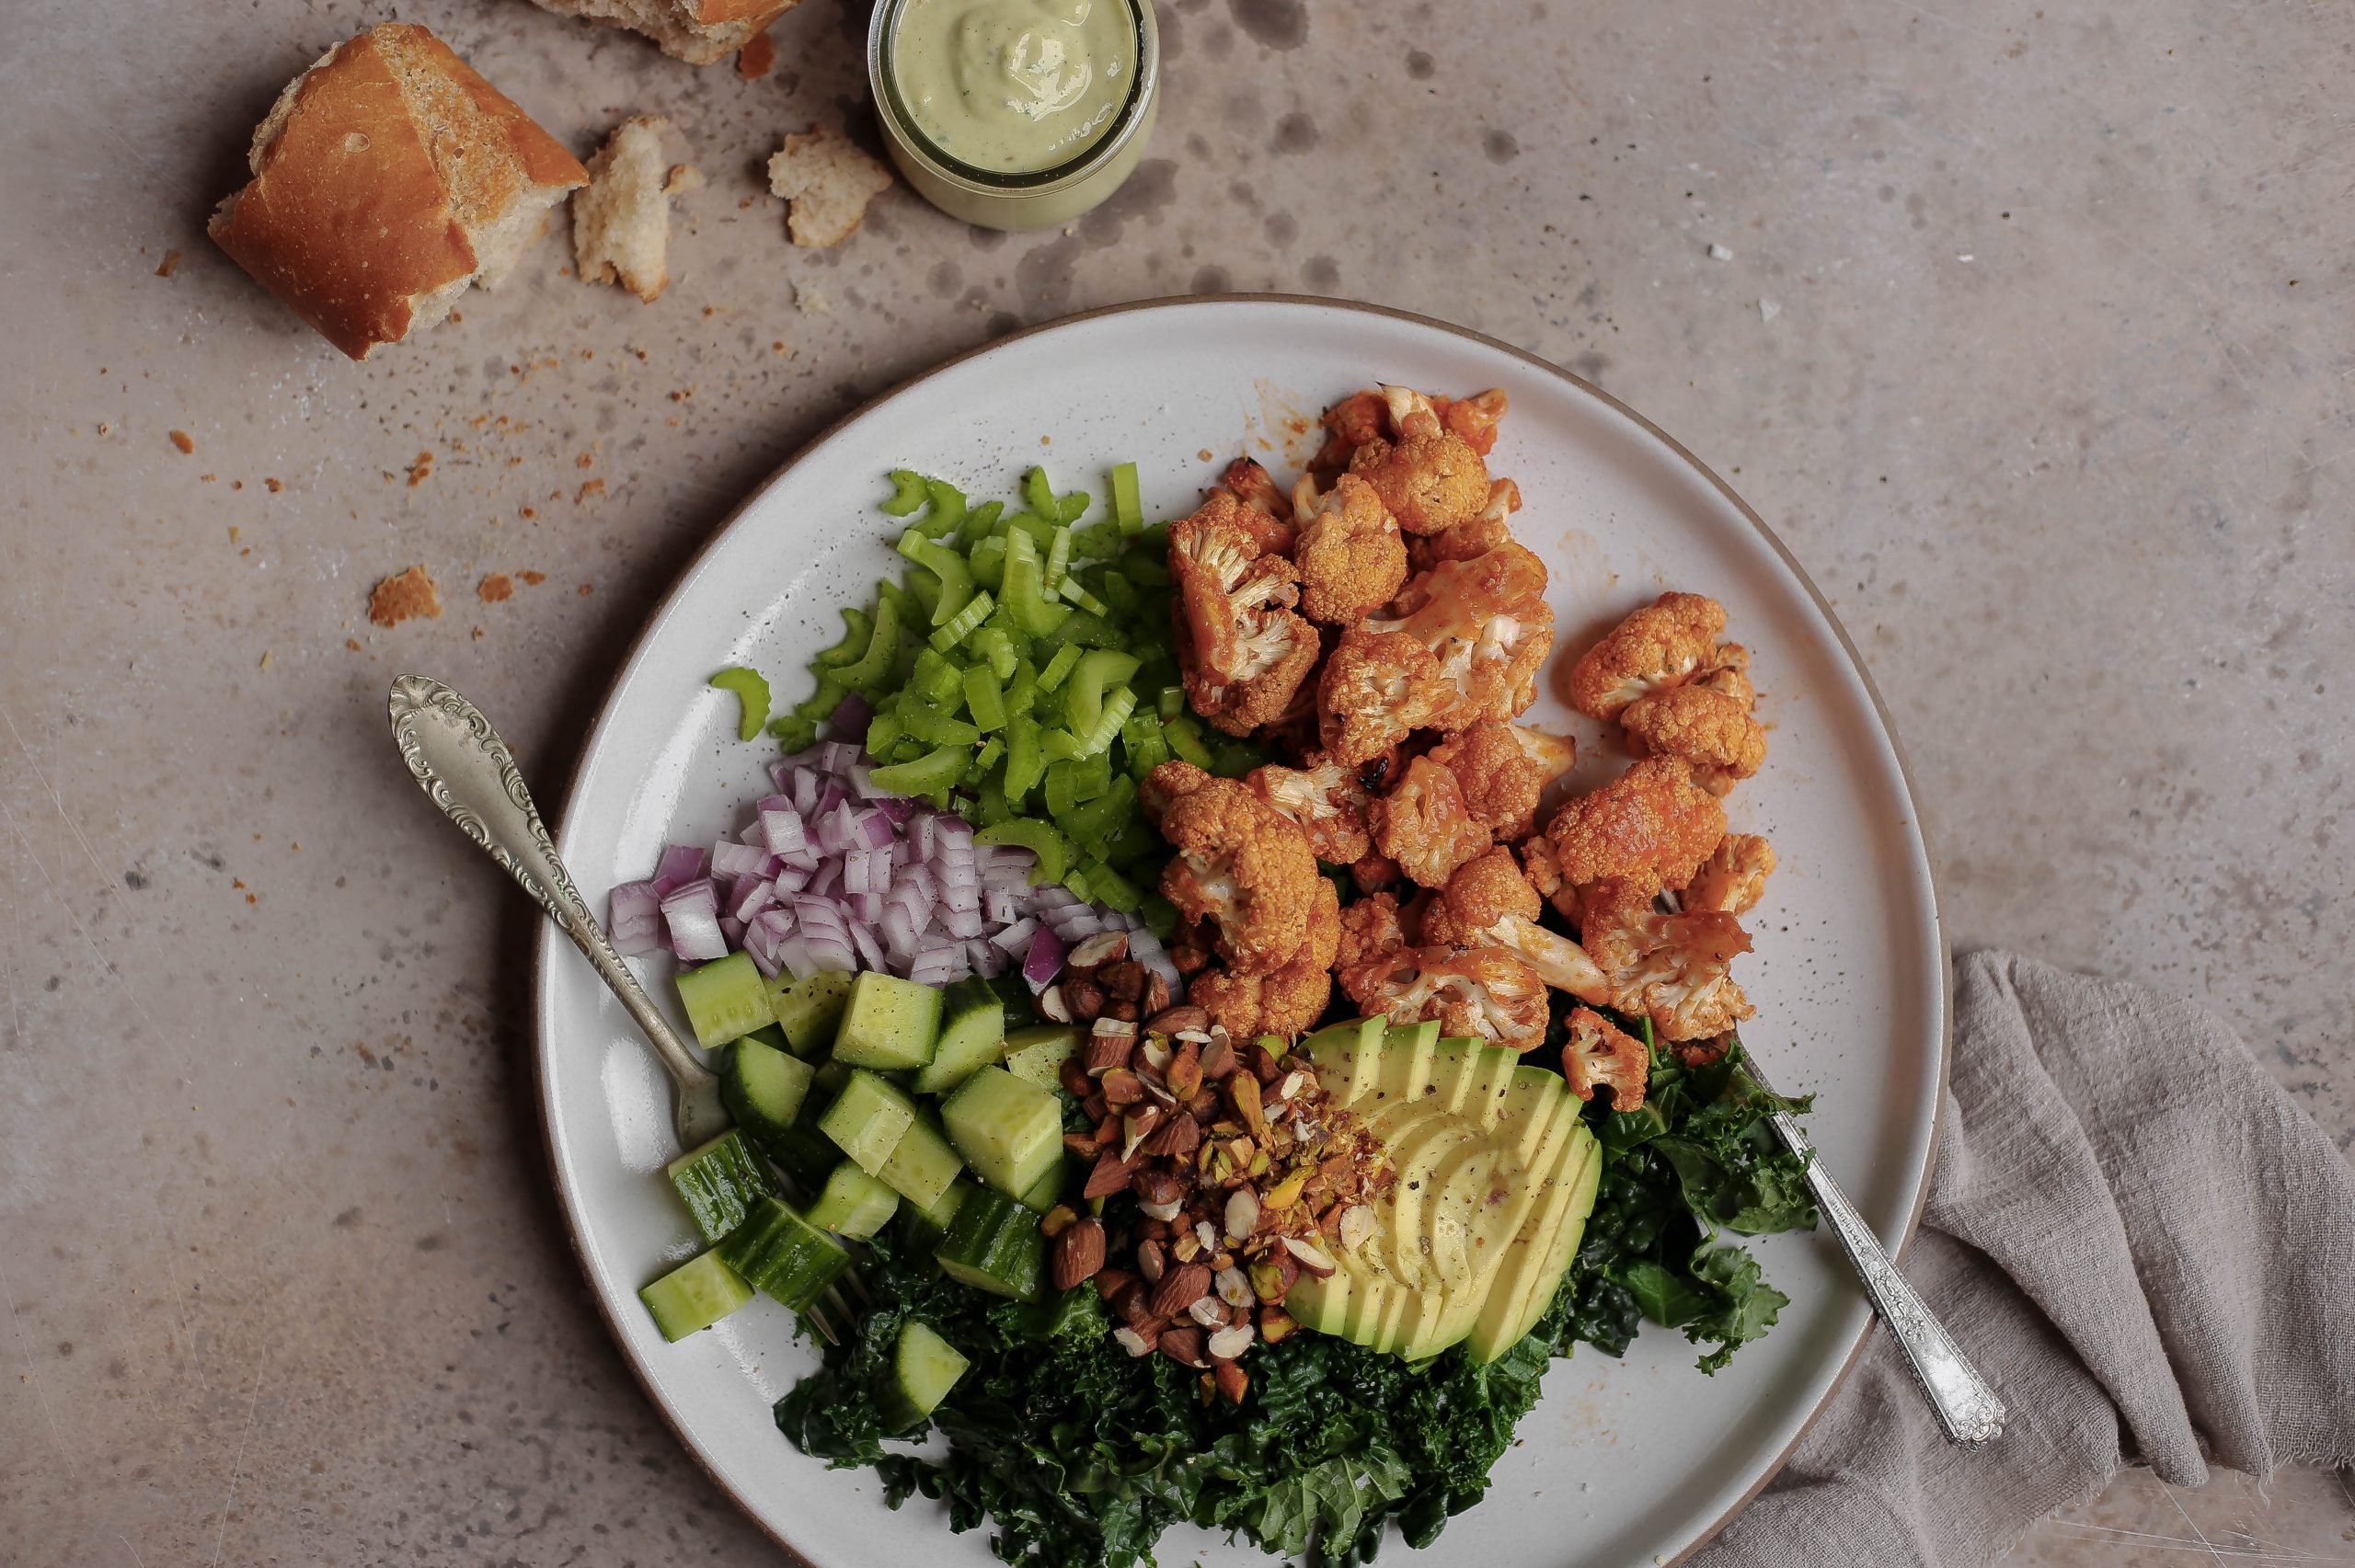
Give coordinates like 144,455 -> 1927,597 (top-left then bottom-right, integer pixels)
767,126 -> 893,249
522,0 -> 800,66
209,24 -> 586,361
573,117 -> 701,302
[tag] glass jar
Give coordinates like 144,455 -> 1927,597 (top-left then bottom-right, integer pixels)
867,0 -> 1161,233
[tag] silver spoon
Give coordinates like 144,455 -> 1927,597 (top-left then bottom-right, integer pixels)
386,674 -> 849,1340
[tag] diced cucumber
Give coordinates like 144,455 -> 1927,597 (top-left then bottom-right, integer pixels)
818,1069 -> 918,1175
740,1022 -> 791,1056
769,970 -> 856,1055
912,979 -> 1005,1094
717,1196 -> 850,1310
761,1116 -> 845,1194
1016,1156 -> 1070,1213
676,952 -> 772,1047
721,1036 -> 816,1147
665,1128 -> 777,1243
899,1176 -> 975,1243
831,971 -> 944,1071
880,1320 -> 971,1431
939,1066 -> 1064,1197
879,1111 -> 966,1210
806,1162 -> 901,1239
639,1249 -> 754,1341
933,1185 -> 1049,1301
1002,1024 -> 1081,1091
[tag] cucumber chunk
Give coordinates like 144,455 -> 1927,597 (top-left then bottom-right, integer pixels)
1001,1024 -> 1082,1091
665,1128 -> 778,1242
831,971 -> 944,1070
676,952 -> 772,1047
899,1176 -> 975,1244
880,1320 -> 971,1430
879,1111 -> 966,1210
933,1185 -> 1048,1301
639,1249 -> 754,1341
806,1162 -> 901,1240
817,1069 -> 918,1175
721,1036 -> 816,1148
718,1196 -> 851,1310
912,979 -> 1005,1094
769,970 -> 856,1056
939,1066 -> 1064,1198
1016,1156 -> 1070,1213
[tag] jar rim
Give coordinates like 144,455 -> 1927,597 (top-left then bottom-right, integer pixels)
867,0 -> 1159,195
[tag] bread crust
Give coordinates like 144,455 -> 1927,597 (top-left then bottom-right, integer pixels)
210,24 -> 587,360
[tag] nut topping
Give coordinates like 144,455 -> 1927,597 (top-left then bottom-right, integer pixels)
1051,1218 -> 1107,1289
1206,1322 -> 1255,1360
1135,1237 -> 1166,1282
1156,1324 -> 1206,1367
1337,1205 -> 1375,1253
1282,1236 -> 1338,1277
1188,1295 -> 1228,1327
1038,985 -> 1072,1023
1113,1326 -> 1156,1357
1148,1261 -> 1213,1318
1223,1188 -> 1261,1242
1066,931 -> 1130,971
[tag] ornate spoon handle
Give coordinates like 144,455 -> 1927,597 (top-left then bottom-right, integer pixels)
1754,1072 -> 2005,1448
387,675 -> 727,1147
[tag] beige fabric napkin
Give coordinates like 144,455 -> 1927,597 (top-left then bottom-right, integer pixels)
1693,951 -> 2355,1566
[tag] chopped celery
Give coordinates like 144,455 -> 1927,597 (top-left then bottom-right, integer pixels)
1002,530 -> 1069,637
972,736 -> 1005,773
1063,775 -> 1136,850
881,469 -> 927,515
1037,644 -> 1083,692
1081,859 -> 1142,913
1155,684 -> 1186,719
969,534 -> 1007,592
1004,713 -> 1045,803
914,477 -> 967,538
1207,736 -> 1268,778
1059,578 -> 1112,617
1023,465 -> 1057,519
1042,761 -> 1086,821
1110,462 -> 1143,532
767,715 -> 819,751
1094,568 -> 1139,618
976,819 -> 1071,885
970,625 -> 1018,681
1063,864 -> 1091,902
1164,713 -> 1216,769
956,498 -> 1005,550
902,701 -> 981,747
1004,660 -> 1040,719
865,708 -> 905,757
963,665 -> 1007,732
835,592 -> 902,692
816,606 -> 873,667
898,528 -> 975,626
972,770 -> 1014,825
1042,525 -> 1073,594
1063,649 -> 1142,734
1120,712 -> 1171,778
1040,608 -> 1122,649
1041,727 -> 1084,764
709,668 -> 772,742
870,745 -> 971,795
1141,892 -> 1178,941
794,674 -> 851,722
928,588 -> 995,653
1074,686 -> 1135,759
909,647 -> 965,709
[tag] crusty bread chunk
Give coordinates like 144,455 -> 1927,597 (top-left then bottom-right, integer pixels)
210,24 -> 587,360
767,126 -> 893,249
573,117 -> 701,302
523,0 -> 800,65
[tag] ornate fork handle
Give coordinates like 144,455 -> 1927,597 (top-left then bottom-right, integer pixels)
1763,1095 -> 2006,1448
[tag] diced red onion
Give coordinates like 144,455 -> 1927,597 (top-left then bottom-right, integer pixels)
991,916 -> 1039,956
807,860 -> 843,898
711,840 -> 771,880
1022,927 -> 1066,992
848,922 -> 887,971
718,915 -> 745,946
849,891 -> 883,924
966,938 -> 1009,979
757,796 -> 807,854
830,692 -> 875,738
907,943 -> 964,987
731,876 -> 778,922
652,844 -> 710,897
661,880 -> 728,962
609,879 -> 665,956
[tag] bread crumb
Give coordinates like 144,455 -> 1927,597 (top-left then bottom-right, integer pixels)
796,282 -> 833,316
578,581 -> 595,596
519,569 -> 546,586
155,250 -> 182,279
574,116 -> 687,303
346,637 -> 364,651
577,451 -> 596,468
767,127 -> 892,249
472,625 -> 486,640
265,476 -> 282,492
479,573 -> 515,602
736,29 -> 776,77
449,309 -> 464,323
201,474 -> 217,483
666,165 -> 705,196
368,565 -> 443,626
97,423 -> 111,437
520,505 -> 538,520
232,479 -> 244,490
1197,448 -> 1215,462
408,451 -> 434,486
576,478 -> 605,503
228,526 -> 240,544
259,649 -> 274,669
169,430 -> 194,454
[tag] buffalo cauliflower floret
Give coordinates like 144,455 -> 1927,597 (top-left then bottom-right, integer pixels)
1189,878 -> 1338,1039
1347,385 -> 1493,536
1139,759 -> 1212,826
1622,685 -> 1767,795
1543,756 -> 1727,893
1367,543 -> 1555,726
1215,456 -> 1299,554
1419,849 -> 1614,1004
1579,879 -> 1755,1041
1317,628 -> 1461,765
1564,591 -> 1728,720
1310,388 -> 1392,479
1155,771 -> 1321,975
1408,477 -> 1519,573
1339,945 -> 1551,1049
1371,754 -> 1493,888
1427,721 -> 1576,840
1433,387 -> 1509,454
1335,890 -> 1408,969
1291,474 -> 1408,625
1350,849 -> 1405,895
1683,833 -> 1775,916
1248,755 -> 1374,864
1170,492 -> 1319,736
1562,1006 -> 1650,1110
1693,642 -> 1754,708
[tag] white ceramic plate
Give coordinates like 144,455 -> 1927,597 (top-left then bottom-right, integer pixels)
534,297 -> 1947,1568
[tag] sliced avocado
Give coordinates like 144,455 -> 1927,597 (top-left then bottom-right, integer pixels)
1496,1064 -> 1567,1165
1338,1256 -> 1391,1345
1468,1124 -> 1603,1362
1367,1023 -> 1439,1116
1463,1043 -> 1520,1129
1291,1259 -> 1354,1336
1302,1017 -> 1387,1108
1423,1037 -> 1485,1116
1398,1283 -> 1488,1362
1382,1113 -> 1481,1289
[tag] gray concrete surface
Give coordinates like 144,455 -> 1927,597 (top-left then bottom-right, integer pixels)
2,0 -> 2349,1562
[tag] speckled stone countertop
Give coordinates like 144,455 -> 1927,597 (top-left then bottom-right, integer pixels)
2,0 -> 2349,1562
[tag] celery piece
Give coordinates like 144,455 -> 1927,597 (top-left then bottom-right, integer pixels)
1000,510 -> 1058,549
1004,713 -> 1044,804
1110,462 -> 1143,532
816,606 -> 873,668
971,770 -> 1013,827
969,625 -> 1017,683
1037,644 -> 1083,692
1094,569 -> 1139,619
709,667 -> 772,742
1041,727 -> 1084,764
1023,465 -> 1057,519
794,674 -> 852,722
916,477 -> 967,538
972,735 -> 1005,773
837,592 -> 902,692
768,715 -> 820,752
1063,775 -> 1135,852
1002,530 -> 1069,637
969,534 -> 1007,592
1056,490 -> 1090,524
1063,649 -> 1143,735
903,702 -> 980,748
1042,526 -> 1073,594
1155,685 -> 1186,719
977,819 -> 1071,885
1103,815 -> 1161,869
1081,858 -> 1142,914
1138,521 -> 1171,553
881,469 -> 928,515
903,567 -> 941,624
1120,711 -> 1171,778
1163,713 -> 1216,769
889,737 -> 926,765
1062,864 -> 1091,903
865,709 -> 905,757
1123,550 -> 1170,589
1004,660 -> 1040,720
1043,761 -> 1084,822
908,647 -> 966,711
898,528 -> 976,626
963,665 -> 1007,732
1071,750 -> 1113,800
1074,687 -> 1135,760
956,498 -> 1005,551
929,589 -> 995,654
1040,608 -> 1122,650
870,745 -> 971,795
1073,521 -> 1124,561
1059,578 -> 1111,617
1208,738 -> 1267,778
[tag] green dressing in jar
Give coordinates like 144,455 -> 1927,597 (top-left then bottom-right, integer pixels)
891,0 -> 1138,175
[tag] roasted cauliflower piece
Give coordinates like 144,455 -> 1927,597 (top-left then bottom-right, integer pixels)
1339,945 -> 1551,1049
1562,1006 -> 1649,1110
1409,476 -> 1518,572
1433,387 -> 1509,455
1291,474 -> 1409,625
1684,833 -> 1775,916
1248,755 -> 1374,865
1151,766 -> 1322,975
1371,754 -> 1493,889
1579,878 -> 1755,1041
1419,849 -> 1614,1004
1138,758 -> 1212,825
1692,642 -> 1754,708
1170,492 -> 1319,736
1219,454 -> 1293,523
1189,878 -> 1338,1040
1350,848 -> 1406,895
1544,755 -> 1727,893
1347,385 -> 1492,536
1310,388 -> 1392,478
1316,628 -> 1461,765
1622,685 -> 1767,795
1427,721 -> 1576,840
1564,591 -> 1728,720
1335,889 -> 1409,969
1365,542 -> 1555,727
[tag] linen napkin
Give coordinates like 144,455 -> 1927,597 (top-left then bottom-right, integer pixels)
1693,951 -> 2355,1567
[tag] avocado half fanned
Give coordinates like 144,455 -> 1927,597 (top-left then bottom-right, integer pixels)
1291,1017 -> 1603,1363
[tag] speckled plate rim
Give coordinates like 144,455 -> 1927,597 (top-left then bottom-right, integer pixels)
530,293 -> 1952,1568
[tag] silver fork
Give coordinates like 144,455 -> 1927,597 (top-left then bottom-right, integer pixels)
387,674 -> 852,1343
1744,1053 -> 2005,1447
